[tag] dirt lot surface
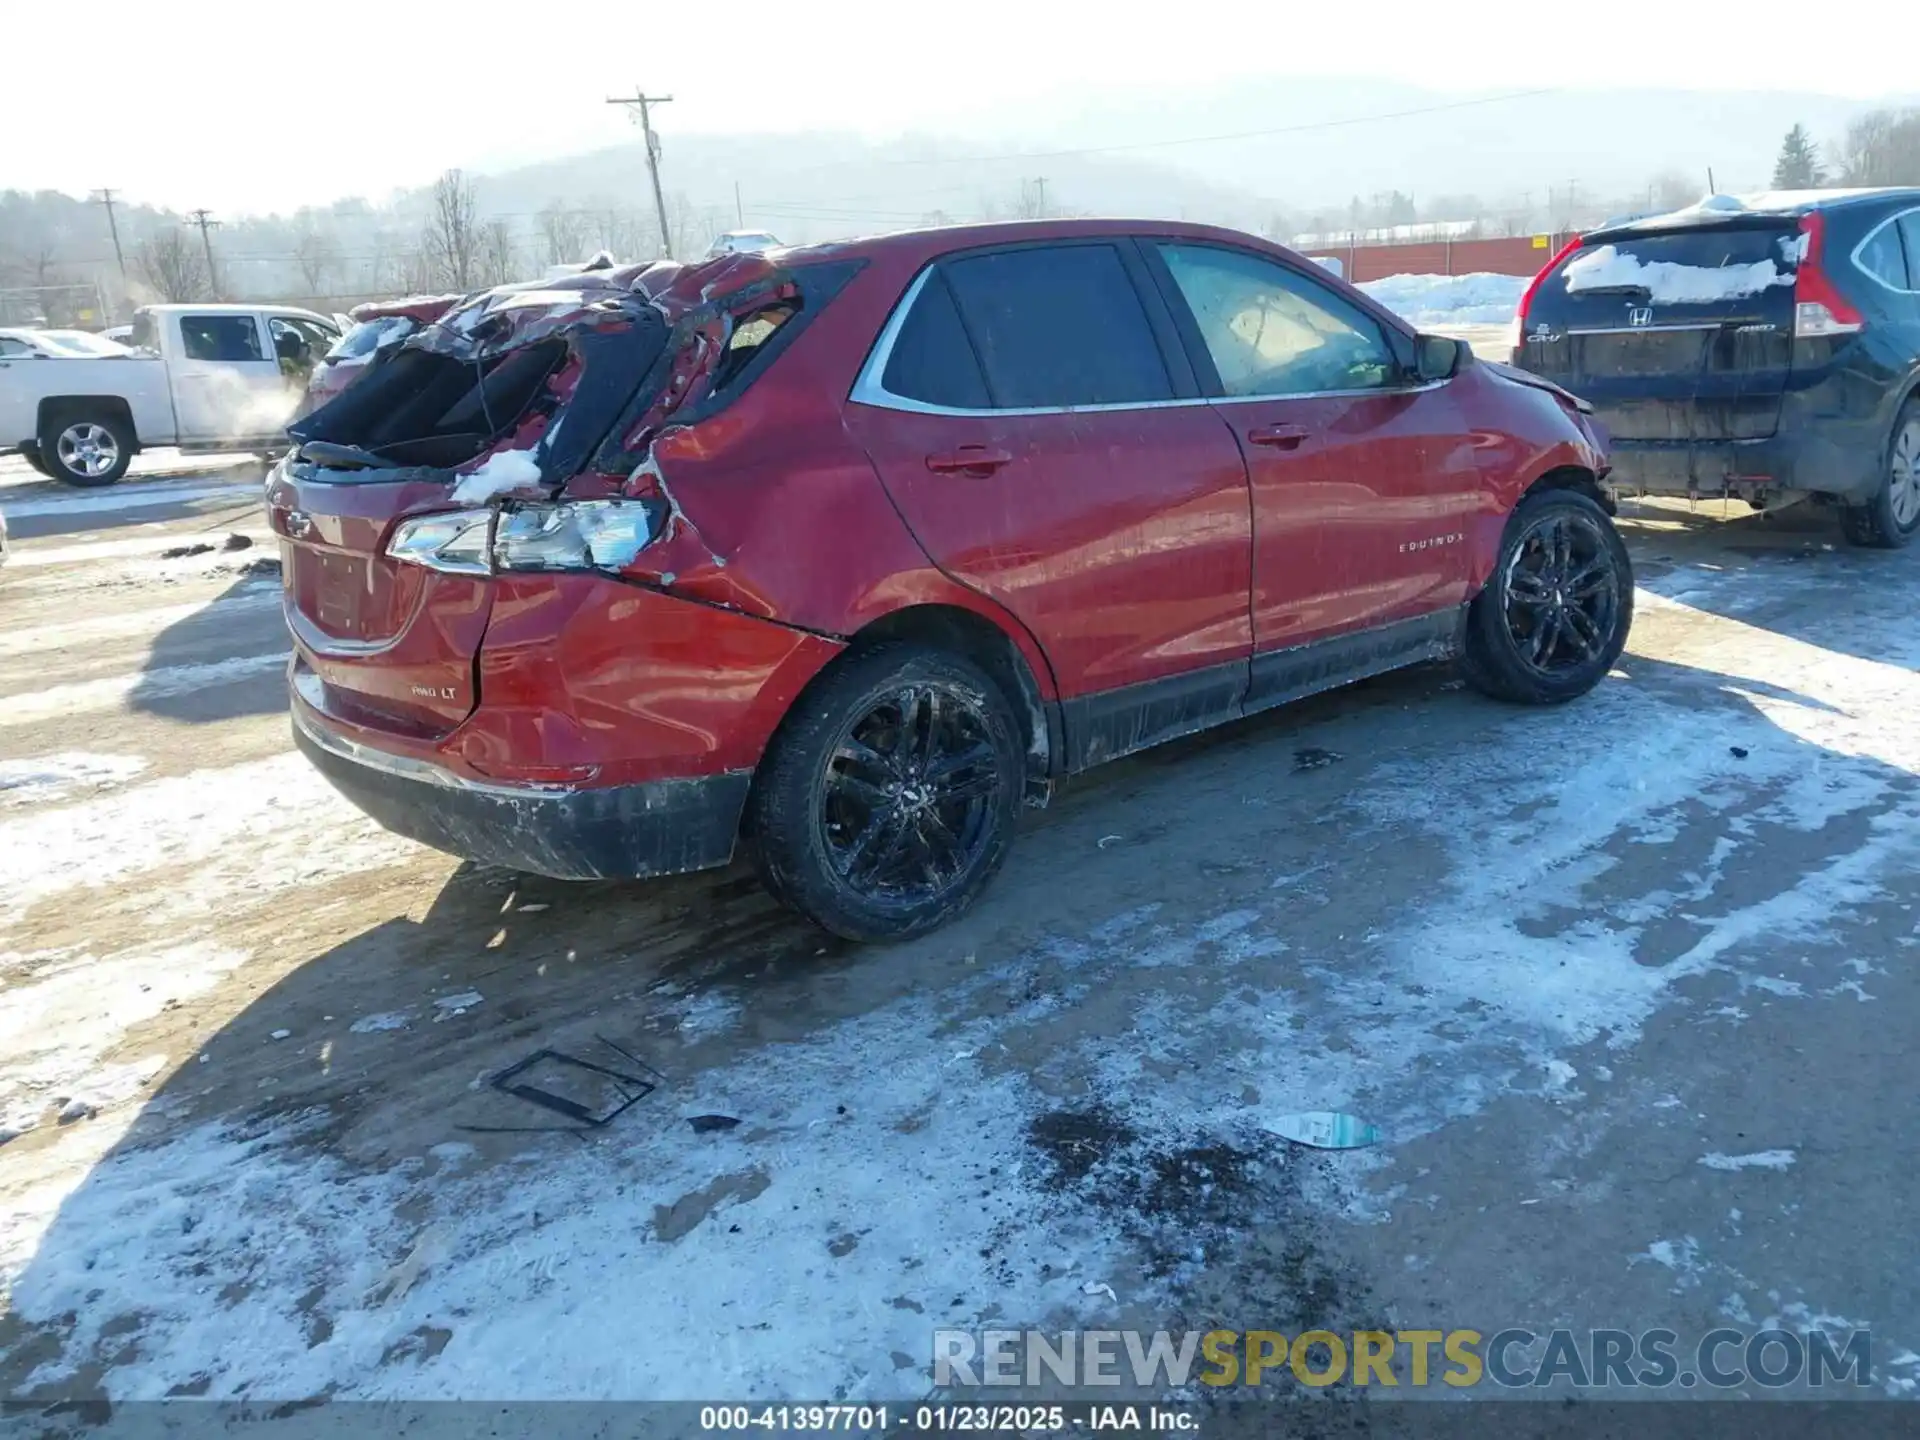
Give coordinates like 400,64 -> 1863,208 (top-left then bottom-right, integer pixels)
2,452 -> 1918,1415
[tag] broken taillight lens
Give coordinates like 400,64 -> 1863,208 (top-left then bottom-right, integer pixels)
1792,211 -> 1865,339
387,500 -> 661,576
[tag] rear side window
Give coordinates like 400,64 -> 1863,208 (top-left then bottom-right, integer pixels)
1900,215 -> 1920,291
941,244 -> 1173,408
1858,221 -> 1910,289
181,315 -> 265,362
882,272 -> 990,409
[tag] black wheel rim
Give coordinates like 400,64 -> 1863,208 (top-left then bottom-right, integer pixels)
1502,512 -> 1622,677
820,683 -> 1002,903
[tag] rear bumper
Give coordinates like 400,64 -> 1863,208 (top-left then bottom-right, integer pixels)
1599,407 -> 1884,504
294,704 -> 750,881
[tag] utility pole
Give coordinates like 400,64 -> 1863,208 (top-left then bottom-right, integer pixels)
606,89 -> 674,258
734,181 -> 744,229
1034,176 -> 1049,217
187,209 -> 220,297
92,188 -> 126,276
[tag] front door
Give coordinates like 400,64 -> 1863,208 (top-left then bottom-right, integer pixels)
1144,241 -> 1480,663
846,240 -> 1255,767
170,312 -> 288,444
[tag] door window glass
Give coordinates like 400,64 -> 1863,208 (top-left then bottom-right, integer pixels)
1157,242 -> 1398,397
180,315 -> 265,362
941,244 -> 1173,407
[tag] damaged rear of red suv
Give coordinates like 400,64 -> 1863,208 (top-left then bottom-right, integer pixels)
278,221 -> 1626,941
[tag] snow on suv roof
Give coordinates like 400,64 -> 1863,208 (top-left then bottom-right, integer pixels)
1605,187 -> 1920,234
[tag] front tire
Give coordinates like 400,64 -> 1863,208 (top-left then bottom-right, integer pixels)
1839,401 -> 1920,549
746,643 -> 1024,942
1459,486 -> 1634,704
38,411 -> 133,487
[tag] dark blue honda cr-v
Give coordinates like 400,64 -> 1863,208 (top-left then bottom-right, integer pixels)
1511,187 -> 1920,546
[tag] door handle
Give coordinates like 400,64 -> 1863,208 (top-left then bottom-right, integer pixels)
1248,423 -> 1310,449
925,446 -> 1013,476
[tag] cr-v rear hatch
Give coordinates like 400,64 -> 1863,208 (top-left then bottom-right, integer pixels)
1515,215 -> 1801,443
272,273 -> 673,737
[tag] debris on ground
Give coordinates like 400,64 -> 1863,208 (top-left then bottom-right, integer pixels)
159,542 -> 216,559
1097,835 -> 1123,849
1082,1280 -> 1118,1301
688,1114 -> 742,1133
433,991 -> 484,1018
55,1096 -> 97,1124
517,903 -> 550,913
1293,748 -> 1345,772
1730,746 -> 1750,759
1264,1111 -> 1381,1149
269,1029 -> 291,1040
489,1047 -> 657,1127
221,533 -> 253,551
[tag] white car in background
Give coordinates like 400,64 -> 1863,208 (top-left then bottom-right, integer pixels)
0,327 -> 132,359
706,229 -> 782,257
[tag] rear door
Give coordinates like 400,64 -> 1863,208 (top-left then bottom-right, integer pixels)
1516,221 -> 1799,444
169,311 -> 289,443
845,240 -> 1255,754
1144,239 -> 1479,653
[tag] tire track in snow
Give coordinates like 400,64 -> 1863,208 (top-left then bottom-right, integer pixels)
0,653 -> 290,727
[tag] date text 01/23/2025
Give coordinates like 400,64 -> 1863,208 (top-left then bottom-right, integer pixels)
698,1403 -> 1201,1432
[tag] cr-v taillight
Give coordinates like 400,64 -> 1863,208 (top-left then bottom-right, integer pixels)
1793,211 -> 1865,340
1508,234 -> 1584,359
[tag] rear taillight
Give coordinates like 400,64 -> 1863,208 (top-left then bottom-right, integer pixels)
1508,235 -> 1585,355
387,499 -> 662,576
1792,211 -> 1865,340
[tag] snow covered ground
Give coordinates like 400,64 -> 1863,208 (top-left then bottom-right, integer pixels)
1358,270 -> 1526,327
3,473 -> 1920,1408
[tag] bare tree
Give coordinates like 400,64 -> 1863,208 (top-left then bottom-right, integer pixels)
537,202 -> 591,267
1831,107 -> 1920,186
1012,179 -> 1051,220
478,219 -> 518,286
292,227 -> 339,294
421,169 -> 480,291
1648,171 -> 1699,213
133,228 -> 207,302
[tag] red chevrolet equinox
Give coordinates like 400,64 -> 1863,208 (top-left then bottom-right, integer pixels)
274,220 -> 1628,941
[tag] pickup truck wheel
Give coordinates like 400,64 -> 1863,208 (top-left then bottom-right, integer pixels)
1840,402 -> 1920,549
1459,487 -> 1634,705
746,643 -> 1024,943
40,413 -> 133,487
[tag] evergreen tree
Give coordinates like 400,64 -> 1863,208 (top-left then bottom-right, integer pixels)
1773,124 -> 1824,189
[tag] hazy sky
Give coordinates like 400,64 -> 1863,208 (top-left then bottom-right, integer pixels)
6,0 -> 1914,215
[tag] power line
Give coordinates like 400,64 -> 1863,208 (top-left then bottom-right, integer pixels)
778,88 -> 1560,175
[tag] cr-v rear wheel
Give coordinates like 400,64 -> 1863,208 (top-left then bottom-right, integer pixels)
746,643 -> 1024,942
1840,401 -> 1920,549
1459,486 -> 1634,704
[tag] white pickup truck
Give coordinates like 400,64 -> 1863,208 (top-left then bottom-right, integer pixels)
0,303 -> 342,485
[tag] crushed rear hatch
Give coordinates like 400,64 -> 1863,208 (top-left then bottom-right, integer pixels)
273,253 -> 842,740
1516,218 -> 1800,444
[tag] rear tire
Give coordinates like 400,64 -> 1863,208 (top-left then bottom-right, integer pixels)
745,643 -> 1024,942
1459,486 -> 1634,705
1839,401 -> 1920,549
38,410 -> 133,487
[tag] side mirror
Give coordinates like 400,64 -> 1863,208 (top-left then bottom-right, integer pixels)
1415,334 -> 1469,381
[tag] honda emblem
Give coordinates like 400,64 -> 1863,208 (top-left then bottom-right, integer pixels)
1628,307 -> 1654,328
